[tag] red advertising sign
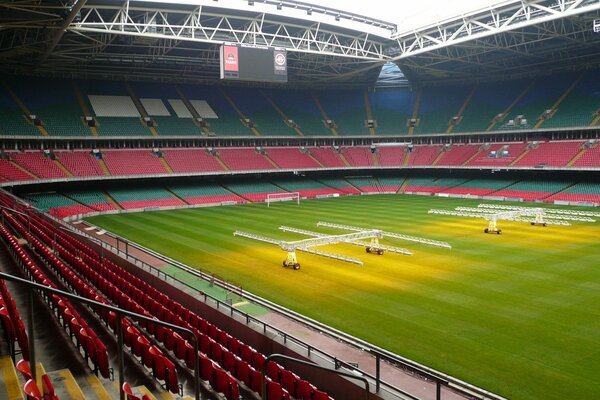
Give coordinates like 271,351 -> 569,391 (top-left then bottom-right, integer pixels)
223,45 -> 239,72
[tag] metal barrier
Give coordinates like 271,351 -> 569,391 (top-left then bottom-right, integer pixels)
65,220 -> 506,400
0,272 -> 201,400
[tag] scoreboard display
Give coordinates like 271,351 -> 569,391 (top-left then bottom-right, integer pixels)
220,44 -> 288,83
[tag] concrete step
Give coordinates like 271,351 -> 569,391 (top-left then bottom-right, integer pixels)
0,357 -> 24,400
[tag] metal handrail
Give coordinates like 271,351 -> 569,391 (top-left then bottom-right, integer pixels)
262,354 -> 370,400
72,224 -> 507,400
0,272 -> 200,400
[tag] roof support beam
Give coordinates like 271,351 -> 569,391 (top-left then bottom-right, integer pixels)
38,0 -> 87,66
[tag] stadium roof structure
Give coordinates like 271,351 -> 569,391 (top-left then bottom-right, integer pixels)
1,0 -> 600,86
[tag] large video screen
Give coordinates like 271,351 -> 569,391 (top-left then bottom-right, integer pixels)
220,44 -> 288,83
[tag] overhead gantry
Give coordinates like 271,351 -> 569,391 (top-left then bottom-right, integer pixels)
234,222 -> 451,270
429,204 -> 598,234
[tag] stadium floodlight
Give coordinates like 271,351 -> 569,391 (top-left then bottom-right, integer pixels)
279,226 -> 413,255
426,201 -> 600,234
477,203 -> 600,218
298,248 -> 363,266
234,221 -> 442,269
316,221 -> 452,249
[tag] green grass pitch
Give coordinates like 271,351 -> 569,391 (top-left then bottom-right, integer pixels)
86,194 -> 600,400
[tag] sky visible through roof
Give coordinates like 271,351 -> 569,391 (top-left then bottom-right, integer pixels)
315,0 -> 503,30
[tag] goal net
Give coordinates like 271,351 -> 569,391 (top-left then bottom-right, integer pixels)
266,192 -> 300,207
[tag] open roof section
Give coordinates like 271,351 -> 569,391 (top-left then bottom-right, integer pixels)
389,0 -> 600,85
0,0 -> 599,87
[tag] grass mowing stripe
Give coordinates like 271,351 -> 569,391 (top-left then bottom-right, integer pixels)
87,195 -> 600,400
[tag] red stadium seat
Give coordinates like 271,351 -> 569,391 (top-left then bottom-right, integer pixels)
296,379 -> 316,400
16,359 -> 33,381
23,379 -> 42,400
280,369 -> 299,397
42,374 -> 59,400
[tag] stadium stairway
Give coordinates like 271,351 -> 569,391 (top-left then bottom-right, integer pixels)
218,88 -> 261,136
311,94 -> 337,136
0,356 -> 187,400
73,83 -> 98,136
508,145 -> 531,166
407,89 -> 421,135
486,80 -> 535,131
534,73 -> 584,129
9,160 -> 38,180
260,91 -> 304,137
158,156 -> 175,174
566,144 -> 589,167
173,86 -> 212,136
363,91 -> 375,136
126,84 -> 158,137
446,86 -> 477,134
305,150 -> 325,167
0,80 -> 48,136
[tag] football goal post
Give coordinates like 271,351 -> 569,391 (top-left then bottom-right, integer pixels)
266,192 -> 300,207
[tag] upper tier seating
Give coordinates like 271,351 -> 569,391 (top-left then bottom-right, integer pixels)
542,72 -> 600,129
377,147 -> 407,167
494,74 -> 575,131
101,150 -> 169,175
0,140 -> 599,187
10,77 -> 90,136
467,143 -> 527,167
453,79 -> 530,133
315,89 -> 370,135
435,144 -> 480,166
130,82 -> 202,136
224,87 -> 293,136
406,145 -> 442,166
2,70 -> 599,136
265,147 -> 321,169
0,83 -> 40,136
343,147 -> 376,167
265,89 -> 331,136
55,151 -> 105,177
78,80 -> 151,136
161,149 -> 225,173
514,141 -> 583,167
0,159 -> 35,182
369,90 -> 414,135
217,148 -> 275,171
12,152 -> 67,179
308,147 -> 345,168
178,86 -> 246,136
572,144 -> 600,167
414,86 -> 472,134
